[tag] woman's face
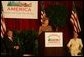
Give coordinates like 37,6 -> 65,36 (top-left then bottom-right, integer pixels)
44,19 -> 49,25
41,17 -> 49,25
73,32 -> 78,38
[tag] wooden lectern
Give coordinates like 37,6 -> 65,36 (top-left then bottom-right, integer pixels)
38,32 -> 65,56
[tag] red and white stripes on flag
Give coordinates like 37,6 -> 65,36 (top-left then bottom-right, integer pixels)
70,10 -> 81,33
41,11 -> 46,19
41,11 -> 46,22
1,14 -> 6,38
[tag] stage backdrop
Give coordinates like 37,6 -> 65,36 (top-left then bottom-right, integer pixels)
3,1 -> 82,42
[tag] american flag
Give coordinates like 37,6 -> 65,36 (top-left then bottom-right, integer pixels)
1,12 -> 6,38
41,1 -> 46,22
41,11 -> 46,23
70,2 -> 81,33
41,11 -> 46,19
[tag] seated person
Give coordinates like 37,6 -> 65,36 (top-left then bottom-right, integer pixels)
3,30 -> 20,56
67,31 -> 83,56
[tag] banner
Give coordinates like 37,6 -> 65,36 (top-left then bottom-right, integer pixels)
45,32 -> 63,47
1,1 -> 38,19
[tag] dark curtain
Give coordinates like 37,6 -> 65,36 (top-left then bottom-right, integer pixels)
5,19 -> 40,31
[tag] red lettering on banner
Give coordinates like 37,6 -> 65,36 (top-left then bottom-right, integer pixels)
7,7 -> 31,12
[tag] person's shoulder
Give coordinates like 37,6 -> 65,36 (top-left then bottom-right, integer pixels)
3,37 -> 9,41
48,25 -> 52,28
70,38 -> 73,40
70,38 -> 74,41
77,38 -> 82,41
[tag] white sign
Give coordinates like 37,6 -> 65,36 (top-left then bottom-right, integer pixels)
2,1 -> 38,19
45,32 -> 63,47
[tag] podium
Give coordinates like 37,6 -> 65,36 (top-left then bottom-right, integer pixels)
38,32 -> 65,56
